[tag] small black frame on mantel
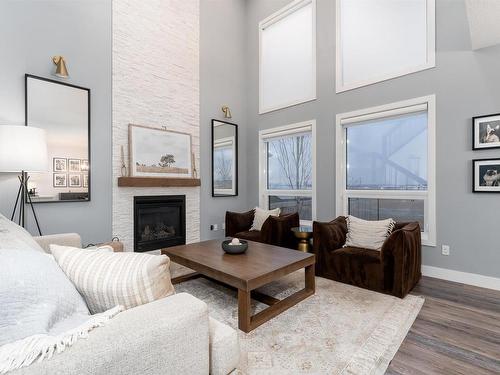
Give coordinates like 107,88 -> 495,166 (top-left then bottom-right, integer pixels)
472,113 -> 500,150
472,158 -> 500,193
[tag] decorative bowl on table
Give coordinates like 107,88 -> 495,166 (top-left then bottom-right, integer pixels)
221,238 -> 248,254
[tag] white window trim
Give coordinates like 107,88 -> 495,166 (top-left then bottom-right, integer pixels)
259,0 -> 317,114
335,0 -> 436,93
259,120 -> 317,225
213,136 -> 236,196
335,95 -> 436,246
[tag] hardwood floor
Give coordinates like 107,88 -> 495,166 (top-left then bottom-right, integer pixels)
387,276 -> 500,375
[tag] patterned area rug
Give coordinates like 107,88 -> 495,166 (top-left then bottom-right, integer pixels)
175,271 -> 424,375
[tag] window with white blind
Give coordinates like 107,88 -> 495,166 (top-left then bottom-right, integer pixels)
336,96 -> 436,246
259,0 -> 316,113
336,0 -> 435,92
259,121 -> 316,224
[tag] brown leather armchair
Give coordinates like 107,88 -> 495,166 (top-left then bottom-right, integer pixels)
225,210 -> 300,250
313,216 -> 421,298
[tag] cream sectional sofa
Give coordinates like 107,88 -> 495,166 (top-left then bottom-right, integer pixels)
7,231 -> 239,375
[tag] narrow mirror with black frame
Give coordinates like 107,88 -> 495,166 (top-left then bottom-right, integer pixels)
25,74 -> 90,203
212,119 -> 238,197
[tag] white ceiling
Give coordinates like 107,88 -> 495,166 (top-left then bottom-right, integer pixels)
466,0 -> 500,50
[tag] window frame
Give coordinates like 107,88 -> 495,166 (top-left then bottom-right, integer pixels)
259,0 -> 317,114
259,120 -> 317,225
335,0 -> 436,93
335,95 -> 436,246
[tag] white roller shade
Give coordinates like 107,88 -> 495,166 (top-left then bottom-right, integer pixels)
260,0 -> 316,113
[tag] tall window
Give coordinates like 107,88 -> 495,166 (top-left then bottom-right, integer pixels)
259,121 -> 316,223
259,0 -> 316,113
336,96 -> 436,245
336,0 -> 435,92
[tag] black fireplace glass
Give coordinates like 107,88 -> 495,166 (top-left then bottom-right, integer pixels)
134,195 -> 186,252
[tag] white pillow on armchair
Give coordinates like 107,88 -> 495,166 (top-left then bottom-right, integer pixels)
250,207 -> 281,231
345,215 -> 396,251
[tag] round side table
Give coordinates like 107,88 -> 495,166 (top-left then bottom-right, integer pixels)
291,226 -> 313,252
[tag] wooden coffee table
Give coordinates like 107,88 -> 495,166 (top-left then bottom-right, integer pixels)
162,240 -> 315,333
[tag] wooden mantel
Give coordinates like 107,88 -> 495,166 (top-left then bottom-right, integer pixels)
118,177 -> 201,187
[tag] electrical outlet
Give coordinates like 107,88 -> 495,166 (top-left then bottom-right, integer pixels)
222,223 -> 226,230
210,224 -> 219,231
441,245 -> 450,256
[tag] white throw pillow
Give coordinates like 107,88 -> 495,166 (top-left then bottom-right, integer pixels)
250,207 -> 280,231
50,245 -> 175,314
0,248 -> 91,346
345,216 -> 395,251
0,248 -> 122,373
0,213 -> 44,252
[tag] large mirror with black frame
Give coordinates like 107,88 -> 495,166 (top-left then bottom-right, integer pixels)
25,74 -> 90,202
212,119 -> 238,197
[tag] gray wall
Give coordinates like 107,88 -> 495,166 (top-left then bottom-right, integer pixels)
0,0 -> 112,245
2,0 -> 498,278
200,0 -> 249,240
244,0 -> 500,278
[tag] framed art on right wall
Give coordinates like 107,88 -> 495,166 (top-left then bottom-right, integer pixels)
473,158 -> 500,193
472,113 -> 500,150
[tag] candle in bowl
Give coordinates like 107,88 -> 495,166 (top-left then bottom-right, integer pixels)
222,238 -> 248,254
230,238 -> 241,246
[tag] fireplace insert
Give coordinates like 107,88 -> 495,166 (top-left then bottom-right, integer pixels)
134,195 -> 186,252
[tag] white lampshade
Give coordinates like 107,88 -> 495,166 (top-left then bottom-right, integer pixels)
0,125 -> 48,172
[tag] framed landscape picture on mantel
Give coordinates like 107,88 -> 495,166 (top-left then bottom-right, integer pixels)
128,124 -> 193,178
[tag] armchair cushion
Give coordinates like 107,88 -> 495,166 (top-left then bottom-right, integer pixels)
234,230 -> 262,243
264,213 -> 300,249
225,210 -> 255,237
325,247 -> 383,292
313,217 -> 348,255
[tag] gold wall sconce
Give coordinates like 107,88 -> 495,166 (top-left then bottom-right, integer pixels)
221,105 -> 232,119
52,56 -> 69,78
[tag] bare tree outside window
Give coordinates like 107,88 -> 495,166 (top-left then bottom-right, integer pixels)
214,147 -> 233,189
267,133 -> 312,220
267,134 -> 312,189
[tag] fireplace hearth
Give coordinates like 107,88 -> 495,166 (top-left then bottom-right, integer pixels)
134,195 -> 186,252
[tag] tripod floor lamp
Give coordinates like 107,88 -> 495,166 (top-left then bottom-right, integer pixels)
0,125 -> 48,235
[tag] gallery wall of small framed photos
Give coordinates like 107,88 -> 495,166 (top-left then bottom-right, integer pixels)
472,113 -> 500,193
53,157 -> 89,188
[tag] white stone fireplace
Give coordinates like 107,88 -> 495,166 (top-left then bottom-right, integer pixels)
112,1 -> 200,251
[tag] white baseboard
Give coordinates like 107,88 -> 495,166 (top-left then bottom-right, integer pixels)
422,265 -> 500,291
